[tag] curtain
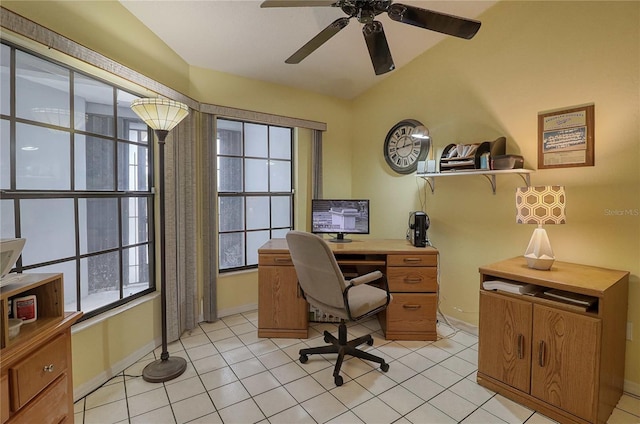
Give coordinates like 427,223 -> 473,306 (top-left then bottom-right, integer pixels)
312,129 -> 323,199
164,112 -> 198,341
201,113 -> 218,323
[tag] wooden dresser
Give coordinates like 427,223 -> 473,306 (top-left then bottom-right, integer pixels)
257,238 -> 439,341
477,258 -> 629,424
1,274 -> 82,424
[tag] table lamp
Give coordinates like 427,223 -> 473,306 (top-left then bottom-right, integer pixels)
515,185 -> 566,270
131,97 -> 189,382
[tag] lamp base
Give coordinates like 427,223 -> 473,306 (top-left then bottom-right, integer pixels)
524,227 -> 555,270
142,356 -> 187,383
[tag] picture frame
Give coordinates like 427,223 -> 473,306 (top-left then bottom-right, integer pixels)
538,104 -> 595,169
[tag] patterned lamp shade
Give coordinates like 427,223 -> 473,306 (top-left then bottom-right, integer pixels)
516,186 -> 566,225
130,98 -> 189,132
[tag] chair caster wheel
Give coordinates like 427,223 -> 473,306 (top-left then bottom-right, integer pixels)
299,354 -> 308,364
380,363 -> 389,372
324,335 -> 332,343
366,338 -> 374,346
334,375 -> 343,386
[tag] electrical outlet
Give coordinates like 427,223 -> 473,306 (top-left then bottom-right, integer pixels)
627,322 -> 633,341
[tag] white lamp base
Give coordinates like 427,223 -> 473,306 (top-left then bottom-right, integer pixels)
524,226 -> 555,270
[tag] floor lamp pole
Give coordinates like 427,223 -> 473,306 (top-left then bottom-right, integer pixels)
142,129 -> 187,383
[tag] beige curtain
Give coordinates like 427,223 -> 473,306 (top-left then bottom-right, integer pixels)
312,129 -> 323,199
163,112 -> 198,340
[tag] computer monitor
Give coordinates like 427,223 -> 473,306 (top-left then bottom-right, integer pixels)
311,199 -> 369,243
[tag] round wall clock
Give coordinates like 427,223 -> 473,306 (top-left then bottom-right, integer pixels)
383,119 -> 430,174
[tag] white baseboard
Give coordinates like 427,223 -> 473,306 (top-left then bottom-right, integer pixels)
438,312 -> 478,336
624,379 -> 640,397
73,339 -> 159,401
217,303 -> 258,319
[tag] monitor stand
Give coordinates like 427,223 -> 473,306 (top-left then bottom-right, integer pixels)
329,233 -> 352,243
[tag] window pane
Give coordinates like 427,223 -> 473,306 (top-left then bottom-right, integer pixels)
117,91 -> 148,143
79,198 -> 119,254
20,198 -> 75,265
32,260 -> 77,311
247,230 -> 269,266
271,196 -> 291,228
0,199 -> 15,238
219,232 -> 244,270
246,196 -> 269,230
123,245 -> 151,296
269,160 -> 291,192
122,197 -> 149,246
217,120 -> 242,156
245,159 -> 268,192
16,123 -> 70,190
118,142 -> 149,191
245,123 -> 267,158
0,44 -> 9,116
217,157 -> 242,192
219,197 -> 244,232
272,228 -> 289,239
16,51 -> 71,128
75,74 -> 114,136
269,126 -> 291,160
1,119 -> 9,189
80,251 -> 119,312
75,134 -> 115,190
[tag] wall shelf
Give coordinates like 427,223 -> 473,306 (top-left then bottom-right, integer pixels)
417,169 -> 533,194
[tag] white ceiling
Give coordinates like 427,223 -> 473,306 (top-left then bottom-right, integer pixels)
120,0 -> 496,99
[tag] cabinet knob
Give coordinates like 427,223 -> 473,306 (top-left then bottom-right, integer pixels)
404,277 -> 423,284
538,341 -> 546,367
43,364 -> 55,373
402,304 -> 422,310
517,334 -> 524,359
403,258 -> 422,264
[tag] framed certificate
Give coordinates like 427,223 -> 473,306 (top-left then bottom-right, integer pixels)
538,104 -> 594,169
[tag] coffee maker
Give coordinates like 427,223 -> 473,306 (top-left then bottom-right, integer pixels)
409,211 -> 430,247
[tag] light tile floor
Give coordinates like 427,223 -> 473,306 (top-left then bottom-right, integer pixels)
75,310 -> 640,424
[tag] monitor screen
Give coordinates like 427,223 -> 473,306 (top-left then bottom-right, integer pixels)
311,199 -> 369,243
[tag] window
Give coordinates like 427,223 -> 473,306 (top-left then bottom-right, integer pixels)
0,42 -> 155,320
216,119 -> 293,271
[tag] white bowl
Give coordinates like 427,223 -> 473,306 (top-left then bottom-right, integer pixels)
8,318 -> 23,339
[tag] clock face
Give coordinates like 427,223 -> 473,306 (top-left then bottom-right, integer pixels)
383,119 -> 429,174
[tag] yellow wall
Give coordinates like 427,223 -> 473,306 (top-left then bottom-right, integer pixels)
351,1 -> 639,388
2,0 -> 638,394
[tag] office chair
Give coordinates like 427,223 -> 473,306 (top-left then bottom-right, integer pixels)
285,230 -> 391,386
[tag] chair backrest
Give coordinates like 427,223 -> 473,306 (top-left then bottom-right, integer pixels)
285,231 -> 347,313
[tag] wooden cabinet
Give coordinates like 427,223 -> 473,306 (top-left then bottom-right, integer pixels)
257,239 -> 439,341
477,258 -> 628,424
379,253 -> 438,340
0,274 -> 82,424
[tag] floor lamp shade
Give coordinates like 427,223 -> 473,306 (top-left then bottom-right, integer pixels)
516,186 -> 566,270
131,98 -> 189,382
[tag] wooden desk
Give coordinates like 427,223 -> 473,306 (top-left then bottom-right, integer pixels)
257,238 -> 439,341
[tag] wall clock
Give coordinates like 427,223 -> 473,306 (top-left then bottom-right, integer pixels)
383,119 -> 430,174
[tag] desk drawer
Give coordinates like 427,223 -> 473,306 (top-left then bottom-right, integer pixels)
258,254 -> 293,266
387,267 -> 437,292
10,333 -> 68,410
387,254 -> 437,267
10,374 -> 69,424
385,293 -> 437,333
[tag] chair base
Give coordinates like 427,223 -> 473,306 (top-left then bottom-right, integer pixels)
299,321 -> 389,386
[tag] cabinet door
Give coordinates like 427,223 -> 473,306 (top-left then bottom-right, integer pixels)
258,265 -> 307,330
478,291 -> 532,393
531,305 -> 600,422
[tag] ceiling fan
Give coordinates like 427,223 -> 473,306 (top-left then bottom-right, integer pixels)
260,0 -> 481,75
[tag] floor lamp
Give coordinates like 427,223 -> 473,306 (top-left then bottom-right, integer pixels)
131,98 -> 189,383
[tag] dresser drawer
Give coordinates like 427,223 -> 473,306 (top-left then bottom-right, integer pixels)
385,293 -> 437,333
10,374 -> 69,424
258,254 -> 293,266
10,333 -> 68,410
387,254 -> 437,267
387,267 -> 437,292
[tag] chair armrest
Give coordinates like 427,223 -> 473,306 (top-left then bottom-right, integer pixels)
348,270 -> 383,286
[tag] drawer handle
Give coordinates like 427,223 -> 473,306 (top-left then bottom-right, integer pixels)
402,304 -> 422,310
517,334 -> 524,359
403,258 -> 422,264
274,257 -> 291,264
538,341 -> 546,367
404,277 -> 423,284
43,364 -> 55,373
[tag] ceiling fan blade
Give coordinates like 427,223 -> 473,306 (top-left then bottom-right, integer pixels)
362,21 -> 395,75
388,3 -> 481,40
286,17 -> 350,64
261,0 -> 337,8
